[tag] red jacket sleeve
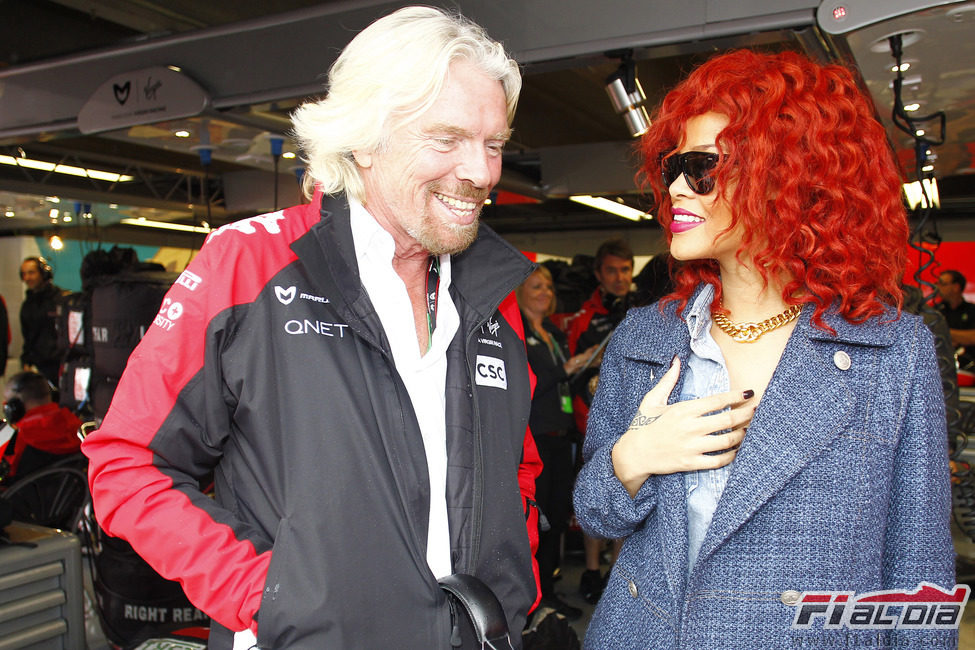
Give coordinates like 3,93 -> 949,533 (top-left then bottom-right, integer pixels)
499,291 -> 543,610
81,210 -> 307,634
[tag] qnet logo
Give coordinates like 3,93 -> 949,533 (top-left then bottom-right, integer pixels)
790,582 -> 969,630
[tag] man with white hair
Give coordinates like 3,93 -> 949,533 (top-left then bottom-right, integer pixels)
83,7 -> 541,648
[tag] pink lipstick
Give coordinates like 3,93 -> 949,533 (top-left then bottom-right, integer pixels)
670,208 -> 704,234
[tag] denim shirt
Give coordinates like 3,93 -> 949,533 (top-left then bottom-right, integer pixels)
680,284 -> 733,576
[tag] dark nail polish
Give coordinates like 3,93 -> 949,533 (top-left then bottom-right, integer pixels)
742,389 -> 754,400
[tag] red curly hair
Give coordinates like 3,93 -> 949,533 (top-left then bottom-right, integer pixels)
640,49 -> 907,328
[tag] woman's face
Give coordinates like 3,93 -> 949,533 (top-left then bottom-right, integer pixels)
519,270 -> 554,317
666,112 -> 742,268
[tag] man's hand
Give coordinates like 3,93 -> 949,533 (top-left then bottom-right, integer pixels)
610,358 -> 755,498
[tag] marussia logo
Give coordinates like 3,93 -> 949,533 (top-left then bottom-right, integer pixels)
113,81 -> 131,105
790,582 -> 970,630
275,286 -> 296,305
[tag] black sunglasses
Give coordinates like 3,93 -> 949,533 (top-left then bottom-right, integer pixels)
661,151 -> 719,195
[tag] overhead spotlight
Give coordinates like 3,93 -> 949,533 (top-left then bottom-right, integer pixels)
49,234 -> 64,250
605,50 -> 651,138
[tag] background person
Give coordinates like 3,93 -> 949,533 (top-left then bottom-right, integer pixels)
19,256 -> 64,386
574,50 -> 954,649
83,7 -> 542,649
935,269 -> 975,369
564,238 -> 637,604
1,293 -> 8,377
1,370 -> 81,484
565,238 -> 637,360
517,266 -> 593,622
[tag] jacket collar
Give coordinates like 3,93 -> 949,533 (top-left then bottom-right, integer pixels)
291,191 -> 534,341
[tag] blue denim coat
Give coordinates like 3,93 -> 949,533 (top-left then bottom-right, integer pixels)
573,292 -> 956,649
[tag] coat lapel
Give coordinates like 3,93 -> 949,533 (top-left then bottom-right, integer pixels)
623,313 -> 693,603
693,306 -> 893,570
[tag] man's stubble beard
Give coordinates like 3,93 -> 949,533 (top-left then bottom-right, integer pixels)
407,215 -> 480,256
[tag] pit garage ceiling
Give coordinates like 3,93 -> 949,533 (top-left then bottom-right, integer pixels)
0,0 -> 973,247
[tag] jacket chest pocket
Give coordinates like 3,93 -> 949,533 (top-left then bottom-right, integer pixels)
620,357 -> 667,407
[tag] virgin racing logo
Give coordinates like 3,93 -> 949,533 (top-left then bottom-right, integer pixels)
790,582 -> 969,630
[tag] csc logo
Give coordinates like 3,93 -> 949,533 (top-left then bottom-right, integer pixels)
475,355 -> 507,390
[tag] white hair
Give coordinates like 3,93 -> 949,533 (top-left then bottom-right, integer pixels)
291,6 -> 521,201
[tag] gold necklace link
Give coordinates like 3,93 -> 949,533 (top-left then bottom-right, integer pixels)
712,304 -> 801,343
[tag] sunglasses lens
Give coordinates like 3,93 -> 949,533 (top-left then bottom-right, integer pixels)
683,152 -> 718,194
660,152 -> 718,194
661,155 -> 681,188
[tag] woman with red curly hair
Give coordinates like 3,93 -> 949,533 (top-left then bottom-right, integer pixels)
574,50 -> 954,649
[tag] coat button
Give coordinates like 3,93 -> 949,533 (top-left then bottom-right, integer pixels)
780,590 -> 801,606
628,580 -> 638,598
833,350 -> 851,371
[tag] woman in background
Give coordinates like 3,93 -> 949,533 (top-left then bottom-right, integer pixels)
573,50 -> 955,649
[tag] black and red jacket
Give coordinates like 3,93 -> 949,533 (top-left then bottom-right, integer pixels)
564,288 -> 634,434
83,191 -> 542,648
0,402 -> 82,480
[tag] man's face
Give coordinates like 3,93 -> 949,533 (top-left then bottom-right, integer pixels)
20,261 -> 44,291
594,254 -> 633,298
355,60 -> 510,256
937,273 -> 962,302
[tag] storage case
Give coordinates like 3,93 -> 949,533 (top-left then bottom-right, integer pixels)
0,523 -> 84,649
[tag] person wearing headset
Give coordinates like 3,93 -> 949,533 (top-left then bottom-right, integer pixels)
19,257 -> 65,386
1,371 -> 81,484
1,292 -> 9,377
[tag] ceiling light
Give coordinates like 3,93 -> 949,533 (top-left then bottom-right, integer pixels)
49,234 -> 64,250
119,218 -> 212,234
891,63 -> 911,73
173,130 -> 192,138
0,155 -> 133,182
915,129 -> 925,137
921,164 -> 935,172
49,208 -> 59,219
903,178 -> 940,209
570,195 -> 650,221
605,50 -> 651,138
282,152 -> 296,159
63,215 -> 73,223
45,196 -> 60,203
903,103 -> 921,112
5,210 -> 14,217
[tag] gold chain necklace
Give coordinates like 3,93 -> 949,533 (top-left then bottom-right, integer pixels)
712,303 -> 801,343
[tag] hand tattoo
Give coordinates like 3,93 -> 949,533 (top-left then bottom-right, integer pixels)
628,411 -> 659,431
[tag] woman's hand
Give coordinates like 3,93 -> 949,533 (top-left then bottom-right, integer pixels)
611,358 -> 756,497
563,344 -> 603,375
563,352 -> 590,375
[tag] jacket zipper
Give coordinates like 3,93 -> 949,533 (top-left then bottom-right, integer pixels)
465,323 -> 485,573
